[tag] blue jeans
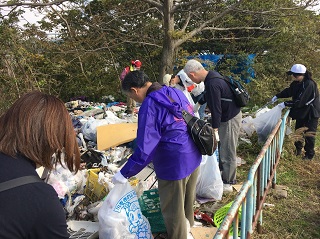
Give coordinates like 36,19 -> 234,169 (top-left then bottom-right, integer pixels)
191,94 -> 206,119
198,102 -> 207,120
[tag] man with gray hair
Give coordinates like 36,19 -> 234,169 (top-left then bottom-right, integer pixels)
184,59 -> 242,193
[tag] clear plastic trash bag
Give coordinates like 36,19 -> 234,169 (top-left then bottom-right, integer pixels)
252,105 -> 283,143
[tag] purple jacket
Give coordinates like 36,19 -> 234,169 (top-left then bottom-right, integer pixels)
120,84 -> 202,180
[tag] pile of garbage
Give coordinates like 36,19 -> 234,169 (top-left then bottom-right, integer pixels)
42,98 -> 160,238
46,97 -> 288,238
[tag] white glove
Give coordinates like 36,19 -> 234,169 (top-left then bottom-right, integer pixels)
193,103 -> 201,113
112,171 -> 128,184
278,102 -> 285,109
214,130 -> 220,142
271,96 -> 278,103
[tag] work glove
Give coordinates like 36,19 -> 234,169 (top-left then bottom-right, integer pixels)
193,103 -> 201,113
271,96 -> 278,103
187,84 -> 196,92
112,171 -> 128,184
213,129 -> 220,142
277,102 -> 286,109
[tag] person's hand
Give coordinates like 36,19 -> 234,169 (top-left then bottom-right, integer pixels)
271,96 -> 278,103
213,129 -> 220,142
278,102 -> 286,109
112,171 -> 128,184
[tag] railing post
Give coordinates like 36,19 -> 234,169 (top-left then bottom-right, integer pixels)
213,109 -> 290,239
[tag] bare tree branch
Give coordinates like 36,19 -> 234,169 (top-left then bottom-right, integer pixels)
0,0 -> 69,7
143,0 -> 163,10
180,11 -> 191,32
203,26 -> 275,31
50,5 -> 88,80
171,0 -> 204,12
1,5 -> 18,18
174,0 -> 245,48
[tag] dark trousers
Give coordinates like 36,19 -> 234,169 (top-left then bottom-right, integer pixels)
294,117 -> 319,158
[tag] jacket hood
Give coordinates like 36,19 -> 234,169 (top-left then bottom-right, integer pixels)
147,85 -> 184,118
177,69 -> 194,87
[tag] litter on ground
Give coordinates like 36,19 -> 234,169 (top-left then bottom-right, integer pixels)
39,97 -> 253,239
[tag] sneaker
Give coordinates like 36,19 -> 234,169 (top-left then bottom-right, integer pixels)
236,157 -> 242,167
236,156 -> 246,166
303,155 -> 313,160
223,184 -> 233,193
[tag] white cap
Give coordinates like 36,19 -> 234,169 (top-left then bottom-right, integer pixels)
287,64 -> 307,75
163,74 -> 172,86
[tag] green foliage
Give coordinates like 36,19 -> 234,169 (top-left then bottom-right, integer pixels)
1,0 -> 320,111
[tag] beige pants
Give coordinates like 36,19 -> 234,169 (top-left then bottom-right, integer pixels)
157,167 -> 199,239
219,111 -> 242,184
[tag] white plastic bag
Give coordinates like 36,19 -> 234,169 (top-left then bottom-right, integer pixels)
98,182 -> 152,239
196,151 -> 223,201
82,114 -> 128,142
252,105 -> 282,143
47,163 -> 87,198
81,117 -> 109,142
241,116 -> 255,137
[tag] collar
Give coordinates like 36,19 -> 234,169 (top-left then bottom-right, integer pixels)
146,82 -> 163,96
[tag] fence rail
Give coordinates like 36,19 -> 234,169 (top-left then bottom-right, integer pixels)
213,110 -> 290,239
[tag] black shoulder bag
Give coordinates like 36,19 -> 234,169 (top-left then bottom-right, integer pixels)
167,96 -> 217,156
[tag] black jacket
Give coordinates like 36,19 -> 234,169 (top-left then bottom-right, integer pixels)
204,71 -> 241,128
0,153 -> 69,239
276,78 -> 320,120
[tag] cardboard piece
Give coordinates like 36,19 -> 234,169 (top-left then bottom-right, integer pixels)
96,123 -> 137,150
191,227 -> 218,239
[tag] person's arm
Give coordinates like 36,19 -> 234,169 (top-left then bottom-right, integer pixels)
276,83 -> 293,99
120,104 -> 161,178
206,82 -> 222,128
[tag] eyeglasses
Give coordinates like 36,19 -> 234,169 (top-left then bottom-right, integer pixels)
292,73 -> 304,77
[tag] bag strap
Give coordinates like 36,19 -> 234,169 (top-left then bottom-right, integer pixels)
0,175 -> 43,193
211,75 -> 234,103
166,95 -> 194,123
221,98 -> 232,102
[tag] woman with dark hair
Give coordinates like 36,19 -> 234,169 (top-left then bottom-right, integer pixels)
0,91 -> 81,239
271,64 -> 320,160
113,70 -> 202,239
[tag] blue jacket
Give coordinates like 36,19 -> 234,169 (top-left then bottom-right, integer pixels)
120,84 -> 202,180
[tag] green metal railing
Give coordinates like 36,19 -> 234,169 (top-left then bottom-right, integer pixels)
213,109 -> 290,239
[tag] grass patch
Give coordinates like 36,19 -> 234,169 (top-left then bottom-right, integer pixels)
248,124 -> 320,239
196,122 -> 319,239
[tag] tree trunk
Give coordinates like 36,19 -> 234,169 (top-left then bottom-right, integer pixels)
158,0 -> 175,82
